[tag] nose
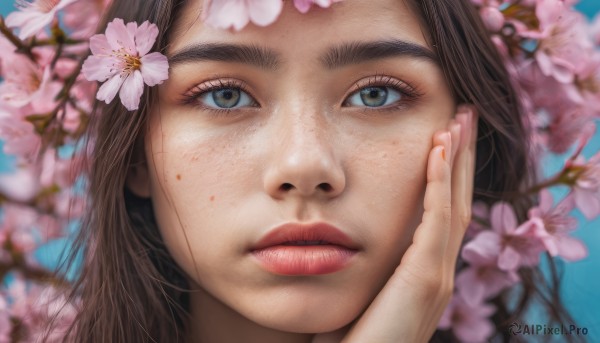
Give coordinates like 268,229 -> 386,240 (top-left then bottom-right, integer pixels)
263,110 -> 346,200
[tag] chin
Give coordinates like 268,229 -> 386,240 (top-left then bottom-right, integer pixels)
253,309 -> 356,334
236,289 -> 365,333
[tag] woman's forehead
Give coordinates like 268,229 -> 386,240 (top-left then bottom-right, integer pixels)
167,0 -> 431,58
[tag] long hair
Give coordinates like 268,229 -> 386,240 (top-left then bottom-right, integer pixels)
56,0 -> 578,341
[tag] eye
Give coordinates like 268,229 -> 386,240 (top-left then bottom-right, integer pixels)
199,87 -> 255,109
346,86 -> 402,108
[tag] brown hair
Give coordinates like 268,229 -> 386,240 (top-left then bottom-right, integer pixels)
54,0 -> 579,341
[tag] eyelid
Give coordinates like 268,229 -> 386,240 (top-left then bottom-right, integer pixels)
343,74 -> 422,107
180,78 -> 260,108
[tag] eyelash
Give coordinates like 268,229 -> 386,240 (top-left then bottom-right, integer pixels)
343,74 -> 422,113
181,79 -> 258,117
180,75 -> 422,117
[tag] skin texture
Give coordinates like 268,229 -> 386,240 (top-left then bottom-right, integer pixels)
126,0 -> 478,342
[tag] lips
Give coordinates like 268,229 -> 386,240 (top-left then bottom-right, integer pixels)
250,222 -> 359,275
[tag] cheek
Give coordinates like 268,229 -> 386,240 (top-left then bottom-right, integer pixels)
344,135 -> 429,272
144,126 -> 255,275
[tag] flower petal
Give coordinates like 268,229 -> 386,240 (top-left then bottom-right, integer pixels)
82,55 -> 119,82
556,236 -> 588,261
205,0 -> 250,31
105,18 -> 136,54
574,188 -> 600,219
89,34 -> 112,55
461,231 -> 502,265
293,0 -> 312,13
498,246 -> 520,271
119,70 -> 144,111
490,202 -> 517,234
7,11 -> 53,40
248,0 -> 284,27
140,52 -> 169,86
96,75 -> 125,104
135,21 -> 159,56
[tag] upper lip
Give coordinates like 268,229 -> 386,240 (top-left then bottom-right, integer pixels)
251,222 -> 360,251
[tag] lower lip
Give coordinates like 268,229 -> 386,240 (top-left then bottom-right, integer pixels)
251,245 -> 357,275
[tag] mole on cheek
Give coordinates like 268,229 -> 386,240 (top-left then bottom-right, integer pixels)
176,174 -> 181,181
210,195 -> 215,202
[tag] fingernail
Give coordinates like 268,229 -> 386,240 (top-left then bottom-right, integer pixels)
443,131 -> 451,162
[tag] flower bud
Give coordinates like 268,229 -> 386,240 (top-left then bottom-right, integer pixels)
480,6 -> 505,32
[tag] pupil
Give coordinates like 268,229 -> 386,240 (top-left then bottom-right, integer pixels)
213,88 -> 241,108
360,87 -> 388,107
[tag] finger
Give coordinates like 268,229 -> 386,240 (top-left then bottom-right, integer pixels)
447,106 -> 478,263
404,130 -> 452,269
465,107 -> 478,207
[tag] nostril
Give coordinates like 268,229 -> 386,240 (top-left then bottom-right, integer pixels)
318,183 -> 333,192
280,183 -> 294,191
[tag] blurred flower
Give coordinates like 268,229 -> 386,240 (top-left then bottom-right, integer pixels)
527,190 -> 587,261
0,105 -> 42,163
5,0 -> 78,40
82,19 -> 169,110
527,0 -> 590,83
438,295 -> 496,343
8,280 -> 79,342
480,6 -> 504,32
292,0 -> 343,14
63,0 -> 112,38
569,151 -> 600,219
462,203 -> 546,271
202,0 -> 284,30
459,234 -> 520,306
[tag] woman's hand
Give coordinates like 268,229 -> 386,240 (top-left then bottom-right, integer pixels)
313,106 -> 479,343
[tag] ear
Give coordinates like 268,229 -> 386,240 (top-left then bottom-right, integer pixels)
126,160 -> 151,198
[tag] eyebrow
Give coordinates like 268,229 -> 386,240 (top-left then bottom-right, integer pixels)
321,40 -> 438,68
168,39 -> 438,70
168,43 -> 280,69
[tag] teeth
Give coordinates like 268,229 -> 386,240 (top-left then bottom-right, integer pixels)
283,240 -> 327,246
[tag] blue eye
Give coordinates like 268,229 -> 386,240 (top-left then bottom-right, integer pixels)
199,87 -> 254,109
346,86 -> 402,108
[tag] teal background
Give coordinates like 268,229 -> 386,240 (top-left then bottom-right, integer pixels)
1,0 -> 599,341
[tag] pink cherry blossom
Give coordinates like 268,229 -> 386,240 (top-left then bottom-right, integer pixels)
82,19 -> 169,111
462,203 -> 546,272
566,52 -> 600,116
0,105 -> 42,163
202,0 -> 284,31
465,201 -> 489,239
0,204 -> 40,253
438,295 -> 496,343
528,0 -> 590,84
292,0 -> 343,14
0,163 -> 41,202
8,281 -> 78,342
459,235 -> 520,306
0,51 -> 58,108
568,152 -> 600,219
63,0 -> 112,38
479,6 -> 504,32
5,0 -> 78,40
527,190 -> 587,261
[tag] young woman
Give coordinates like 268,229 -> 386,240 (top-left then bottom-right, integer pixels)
58,0 -> 578,342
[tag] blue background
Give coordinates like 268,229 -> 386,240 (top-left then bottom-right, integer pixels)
1,1 -> 599,341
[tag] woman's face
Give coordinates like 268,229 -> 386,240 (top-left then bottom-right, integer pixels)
132,0 -> 455,334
